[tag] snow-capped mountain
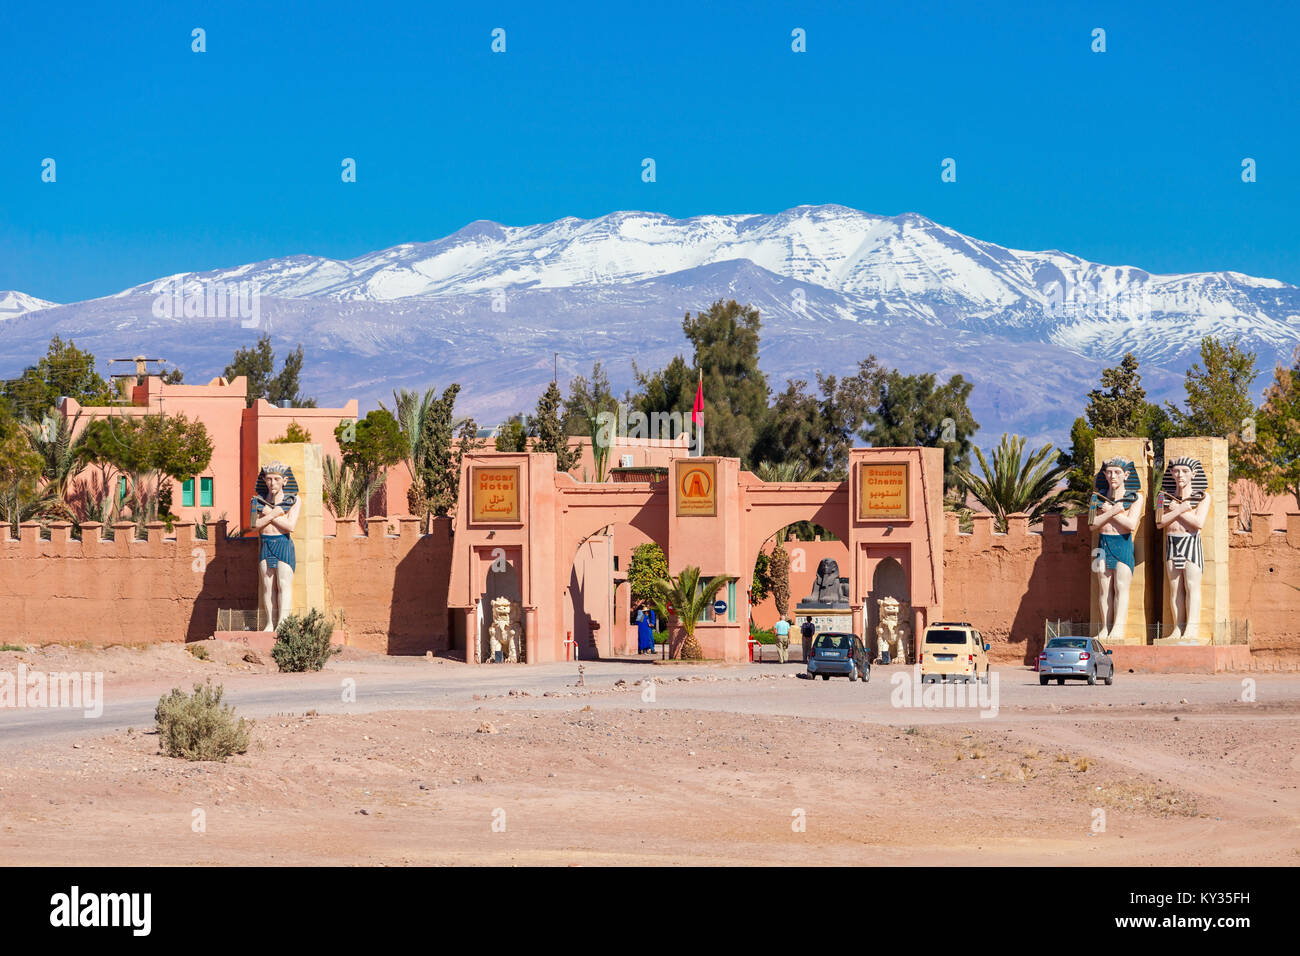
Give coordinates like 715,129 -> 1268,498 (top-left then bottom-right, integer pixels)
0,291 -> 58,322
2,205 -> 1297,446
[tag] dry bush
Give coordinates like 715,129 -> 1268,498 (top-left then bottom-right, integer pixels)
154,680 -> 250,761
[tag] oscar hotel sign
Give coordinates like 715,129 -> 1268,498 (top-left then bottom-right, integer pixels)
470,465 -> 522,523
857,461 -> 910,520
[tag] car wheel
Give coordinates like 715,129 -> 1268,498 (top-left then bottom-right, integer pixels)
849,667 -> 857,682
1039,675 -> 1049,686
1056,677 -> 1065,685
980,667 -> 989,684
822,674 -> 830,681
862,669 -> 870,684
1104,672 -> 1113,686
1087,671 -> 1097,686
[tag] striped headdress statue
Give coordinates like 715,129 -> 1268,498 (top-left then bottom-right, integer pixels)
1159,456 -> 1207,506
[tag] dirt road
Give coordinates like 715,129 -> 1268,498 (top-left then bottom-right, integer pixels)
1,644 -> 1297,865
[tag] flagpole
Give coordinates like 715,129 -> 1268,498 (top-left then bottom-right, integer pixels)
695,368 -> 704,457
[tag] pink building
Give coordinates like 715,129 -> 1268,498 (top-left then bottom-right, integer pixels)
60,374 -> 358,534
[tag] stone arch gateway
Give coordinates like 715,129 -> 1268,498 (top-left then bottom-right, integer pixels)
447,448 -> 945,662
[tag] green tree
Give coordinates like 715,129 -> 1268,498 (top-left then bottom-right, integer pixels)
1058,416 -> 1096,500
629,354 -> 696,441
864,370 -> 977,491
528,381 -> 581,472
383,384 -> 484,522
335,409 -> 405,521
751,550 -> 772,606
0,421 -> 53,535
652,565 -> 737,660
1083,352 -> 1148,436
1166,336 -> 1259,479
684,300 -> 769,463
269,421 -> 313,444
223,334 -> 316,408
3,336 -> 112,419
494,414 -> 529,452
94,413 -> 213,524
954,434 -> 1074,531
628,542 -> 670,609
20,409 -> 87,501
1239,351 -> 1300,509
322,454 -> 372,524
769,540 -> 791,622
562,361 -> 618,437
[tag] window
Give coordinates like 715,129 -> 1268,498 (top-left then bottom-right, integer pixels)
200,477 -> 214,508
117,476 -> 127,501
182,478 -> 194,508
727,581 -> 737,623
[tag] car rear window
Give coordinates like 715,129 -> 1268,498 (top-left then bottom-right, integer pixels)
1046,639 -> 1088,649
925,629 -> 967,644
814,634 -> 851,649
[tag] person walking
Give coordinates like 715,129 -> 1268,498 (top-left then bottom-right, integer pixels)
773,617 -> 791,663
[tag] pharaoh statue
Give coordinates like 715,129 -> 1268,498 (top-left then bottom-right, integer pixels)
1155,457 -> 1210,642
875,596 -> 911,663
488,597 -> 523,663
1089,457 -> 1144,642
252,462 -> 301,631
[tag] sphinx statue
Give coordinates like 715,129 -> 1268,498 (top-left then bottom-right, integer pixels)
798,558 -> 851,609
875,596 -> 911,663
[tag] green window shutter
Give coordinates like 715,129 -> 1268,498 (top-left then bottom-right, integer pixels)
727,581 -> 737,622
117,476 -> 127,501
200,477 -> 214,508
182,478 -> 194,508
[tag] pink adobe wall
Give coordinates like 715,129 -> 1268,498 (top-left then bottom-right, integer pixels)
0,518 -> 452,654
1227,514 -> 1300,659
942,513 -> 1093,663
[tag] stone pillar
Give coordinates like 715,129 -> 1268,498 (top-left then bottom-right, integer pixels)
1090,438 -> 1157,644
1158,437 -> 1228,645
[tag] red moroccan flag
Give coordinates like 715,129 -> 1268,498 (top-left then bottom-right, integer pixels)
691,371 -> 703,426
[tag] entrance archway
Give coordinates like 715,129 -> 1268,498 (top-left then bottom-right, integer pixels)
565,521 -> 667,660
866,556 -> 908,655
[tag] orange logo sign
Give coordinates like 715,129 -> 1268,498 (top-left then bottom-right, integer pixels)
675,460 -> 717,516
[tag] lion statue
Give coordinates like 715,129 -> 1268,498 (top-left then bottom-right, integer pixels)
875,596 -> 911,663
488,597 -> 523,663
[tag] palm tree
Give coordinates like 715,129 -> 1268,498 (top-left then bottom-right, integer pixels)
954,434 -> 1074,532
756,460 -> 822,483
652,565 -> 737,660
385,387 -> 437,487
21,409 -> 86,501
322,455 -> 373,526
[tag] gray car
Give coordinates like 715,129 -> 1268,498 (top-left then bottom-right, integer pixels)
1038,637 -> 1114,685
806,632 -> 871,682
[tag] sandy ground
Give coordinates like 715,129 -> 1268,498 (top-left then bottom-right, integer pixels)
1,643 -> 1298,866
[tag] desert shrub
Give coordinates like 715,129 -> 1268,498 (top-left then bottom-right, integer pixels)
0,643 -> 26,652
154,680 -> 250,761
271,608 -> 338,672
186,643 -> 209,660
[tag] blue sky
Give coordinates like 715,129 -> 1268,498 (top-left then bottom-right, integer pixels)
2,0 -> 1297,303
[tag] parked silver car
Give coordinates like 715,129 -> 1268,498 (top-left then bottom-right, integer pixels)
1038,637 -> 1114,685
